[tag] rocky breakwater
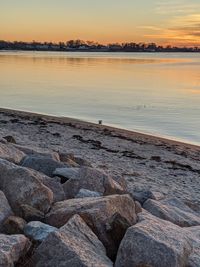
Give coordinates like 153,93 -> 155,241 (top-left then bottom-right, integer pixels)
0,136 -> 200,266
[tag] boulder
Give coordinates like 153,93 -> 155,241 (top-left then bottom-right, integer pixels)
75,189 -> 102,198
30,215 -> 113,267
0,234 -> 31,266
39,175 -> 65,202
59,152 -> 92,167
24,221 -> 57,242
0,190 -> 13,231
14,145 -> 60,161
53,167 -> 80,183
45,194 -> 136,260
134,201 -> 142,214
143,197 -> 200,227
20,155 -> 67,177
3,216 -> 26,235
115,212 -> 192,267
128,188 -> 164,204
20,205 -> 45,222
73,156 -> 92,167
0,159 -> 53,216
63,167 -> 125,199
0,143 -> 25,164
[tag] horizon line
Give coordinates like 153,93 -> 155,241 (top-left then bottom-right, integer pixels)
1,39 -> 200,48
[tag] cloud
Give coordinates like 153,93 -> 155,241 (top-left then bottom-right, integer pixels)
137,26 -> 162,31
145,3 -> 200,46
155,0 -> 199,15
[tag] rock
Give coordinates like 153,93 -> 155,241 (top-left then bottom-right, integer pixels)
135,201 -> 142,214
24,221 -> 57,242
20,155 -> 67,177
115,212 -> 192,267
3,216 -> 26,235
22,167 -> 65,203
0,143 -> 25,164
3,135 -> 16,144
0,159 -> 53,216
0,190 -> 13,231
128,188 -> 164,204
143,197 -> 200,227
57,152 -> 79,167
73,156 -> 92,167
75,189 -> 102,198
0,234 -> 31,266
63,167 -> 125,199
20,205 -> 45,222
45,194 -> 136,260
40,175 -> 65,202
30,215 -> 113,267
59,152 -> 75,162
184,226 -> 200,267
14,145 -> 60,161
59,152 -> 92,167
53,167 -> 80,183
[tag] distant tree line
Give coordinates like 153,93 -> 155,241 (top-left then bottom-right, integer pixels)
0,40 -> 199,52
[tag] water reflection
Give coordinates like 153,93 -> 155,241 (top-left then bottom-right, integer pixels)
0,51 -> 200,145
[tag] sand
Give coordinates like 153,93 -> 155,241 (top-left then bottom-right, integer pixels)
0,107 -> 200,210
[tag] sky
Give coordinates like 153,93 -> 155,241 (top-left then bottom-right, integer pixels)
1,0 -> 200,46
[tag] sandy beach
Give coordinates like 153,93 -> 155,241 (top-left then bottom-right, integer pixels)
1,107 -> 200,211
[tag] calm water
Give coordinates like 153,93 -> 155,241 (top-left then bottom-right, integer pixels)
0,51 -> 200,145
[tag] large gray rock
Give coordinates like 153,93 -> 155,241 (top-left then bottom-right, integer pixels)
128,188 -> 164,204
20,155 -> 67,177
0,190 -> 13,231
0,142 -> 25,164
0,159 -> 53,216
143,197 -> 200,227
53,167 -> 80,183
0,234 -> 31,267
45,194 -> 136,260
14,145 -> 60,161
30,215 -> 113,267
115,212 -> 192,267
24,221 -> 57,242
75,189 -> 102,198
63,167 -> 125,199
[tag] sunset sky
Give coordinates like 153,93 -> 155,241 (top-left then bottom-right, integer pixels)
1,0 -> 200,46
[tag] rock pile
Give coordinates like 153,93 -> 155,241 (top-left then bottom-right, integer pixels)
0,139 -> 200,266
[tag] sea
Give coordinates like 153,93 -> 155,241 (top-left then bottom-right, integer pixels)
0,51 -> 200,145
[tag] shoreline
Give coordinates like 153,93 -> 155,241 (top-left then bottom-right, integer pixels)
0,107 -> 199,151
1,107 -> 200,209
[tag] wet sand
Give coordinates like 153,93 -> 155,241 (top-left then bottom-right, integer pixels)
0,107 -> 200,210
